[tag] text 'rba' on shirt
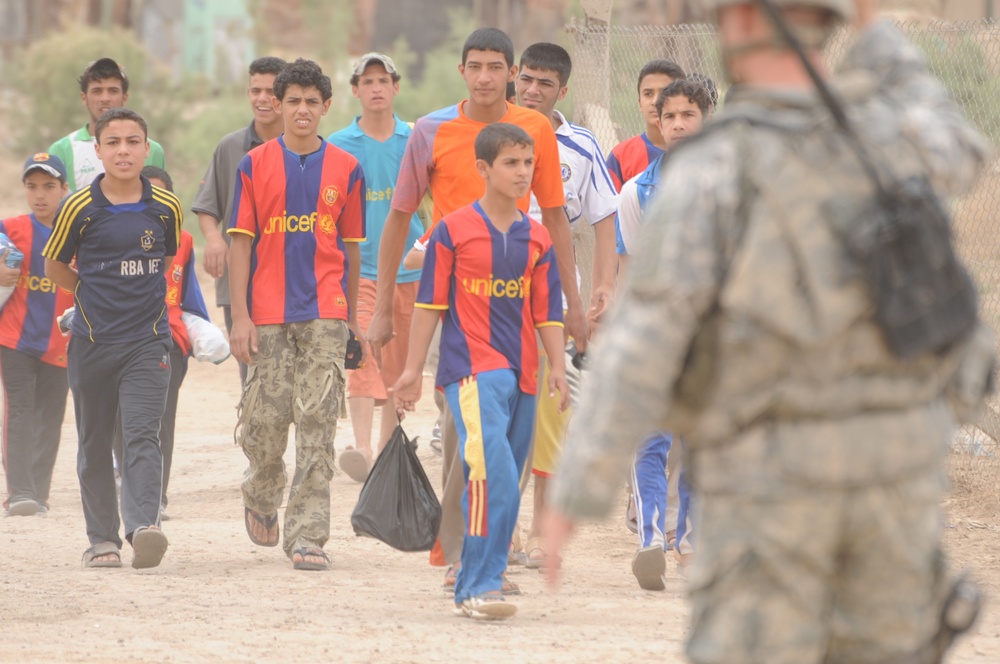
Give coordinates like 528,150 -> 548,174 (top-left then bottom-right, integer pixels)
42,174 -> 181,344
228,136 -> 366,326
416,202 -> 563,396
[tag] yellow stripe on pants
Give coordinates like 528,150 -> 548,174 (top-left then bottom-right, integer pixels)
458,377 -> 488,537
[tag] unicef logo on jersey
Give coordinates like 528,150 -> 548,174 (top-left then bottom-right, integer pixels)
560,163 -> 572,183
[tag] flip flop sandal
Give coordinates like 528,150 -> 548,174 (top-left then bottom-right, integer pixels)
244,507 -> 279,547
442,564 -> 459,594
338,447 -> 372,483
501,573 -> 521,596
131,526 -> 168,569
508,528 -> 527,566
525,536 -> 547,570
82,542 -> 122,569
292,546 -> 330,571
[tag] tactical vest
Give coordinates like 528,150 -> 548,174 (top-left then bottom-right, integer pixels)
671,109 -> 971,450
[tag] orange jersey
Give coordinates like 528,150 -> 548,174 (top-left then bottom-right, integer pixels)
391,102 -> 565,229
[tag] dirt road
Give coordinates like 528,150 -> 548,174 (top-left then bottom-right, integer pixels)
2,305 -> 999,663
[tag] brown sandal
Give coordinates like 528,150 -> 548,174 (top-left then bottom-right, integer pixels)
82,542 -> 121,569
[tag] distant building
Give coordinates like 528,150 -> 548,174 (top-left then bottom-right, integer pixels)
140,0 -> 252,84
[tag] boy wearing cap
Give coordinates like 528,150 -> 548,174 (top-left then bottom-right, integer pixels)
327,53 -> 424,481
0,153 -> 74,518
44,108 -> 181,570
49,57 -> 166,191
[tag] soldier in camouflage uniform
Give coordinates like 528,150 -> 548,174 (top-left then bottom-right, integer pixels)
546,0 -> 995,661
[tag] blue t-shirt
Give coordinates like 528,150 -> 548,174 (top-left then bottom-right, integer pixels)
328,116 -> 423,283
43,174 -> 181,344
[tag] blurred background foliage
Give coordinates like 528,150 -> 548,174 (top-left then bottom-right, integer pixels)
0,0 -> 994,218
0,0 -> 583,213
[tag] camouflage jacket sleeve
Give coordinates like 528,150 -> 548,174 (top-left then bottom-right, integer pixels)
549,134 -> 743,519
840,20 -> 989,196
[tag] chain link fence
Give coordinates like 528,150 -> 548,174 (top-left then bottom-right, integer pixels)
567,18 -> 1000,512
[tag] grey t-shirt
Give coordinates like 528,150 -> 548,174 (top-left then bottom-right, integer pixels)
191,121 -> 264,307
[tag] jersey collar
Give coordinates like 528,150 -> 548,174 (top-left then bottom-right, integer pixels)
73,124 -> 93,141
637,152 -> 668,188
552,110 -> 572,137
88,173 -> 154,207
344,114 -> 409,138
277,134 -> 326,158
243,120 -> 266,151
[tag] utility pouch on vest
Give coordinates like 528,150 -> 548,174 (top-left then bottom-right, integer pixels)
758,0 -> 979,359
846,177 -> 977,359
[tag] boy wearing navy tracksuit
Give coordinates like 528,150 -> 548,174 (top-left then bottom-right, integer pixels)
44,108 -> 181,570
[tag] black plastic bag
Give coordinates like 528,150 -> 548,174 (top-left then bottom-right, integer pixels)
350,424 -> 441,552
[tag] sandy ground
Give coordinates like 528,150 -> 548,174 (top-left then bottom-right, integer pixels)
2,302 -> 1000,663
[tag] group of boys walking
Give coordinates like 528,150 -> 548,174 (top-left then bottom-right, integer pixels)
1,5 -> 989,661
0,27 -> 716,618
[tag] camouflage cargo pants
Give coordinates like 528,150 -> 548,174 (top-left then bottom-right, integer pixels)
686,467 -> 947,664
236,319 -> 347,558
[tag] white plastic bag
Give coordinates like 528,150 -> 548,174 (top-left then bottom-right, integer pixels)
0,232 -> 24,310
181,312 -> 230,364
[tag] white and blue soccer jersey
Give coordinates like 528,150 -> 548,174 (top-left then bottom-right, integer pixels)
529,111 -> 617,227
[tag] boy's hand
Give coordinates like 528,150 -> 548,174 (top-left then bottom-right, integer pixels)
348,319 -> 369,368
587,286 -> 613,330
0,250 -> 19,287
564,304 -> 589,354
389,368 -> 422,412
366,310 -> 394,370
202,233 -> 228,279
229,316 -> 258,365
548,367 -> 570,413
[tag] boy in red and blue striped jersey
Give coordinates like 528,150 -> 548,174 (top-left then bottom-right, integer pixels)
605,59 -> 685,192
0,153 -> 74,517
392,123 -> 569,620
228,59 -> 366,572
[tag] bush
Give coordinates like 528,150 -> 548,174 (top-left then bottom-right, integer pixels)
7,26 -> 203,156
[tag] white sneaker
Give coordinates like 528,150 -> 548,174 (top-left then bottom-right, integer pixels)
632,545 -> 667,591
453,594 -> 517,621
